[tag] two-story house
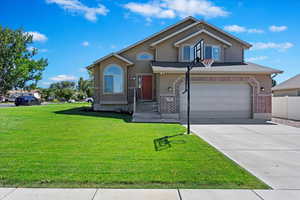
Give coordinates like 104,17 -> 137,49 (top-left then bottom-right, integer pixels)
87,16 -> 282,122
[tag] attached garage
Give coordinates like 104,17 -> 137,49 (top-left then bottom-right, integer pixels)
180,82 -> 252,121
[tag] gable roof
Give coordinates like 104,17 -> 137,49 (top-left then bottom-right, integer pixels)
88,16 -> 252,68
92,53 -> 133,67
272,74 -> 300,91
88,17 -> 197,69
150,20 -> 252,48
150,21 -> 201,47
174,29 -> 232,47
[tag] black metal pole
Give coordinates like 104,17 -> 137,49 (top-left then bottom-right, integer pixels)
187,65 -> 190,134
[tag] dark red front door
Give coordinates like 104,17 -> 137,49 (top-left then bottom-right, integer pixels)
142,75 -> 152,100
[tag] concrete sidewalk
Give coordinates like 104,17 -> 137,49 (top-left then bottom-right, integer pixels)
1,188 -> 300,200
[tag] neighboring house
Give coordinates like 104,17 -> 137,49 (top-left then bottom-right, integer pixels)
272,74 -> 300,121
87,16 -> 282,122
272,74 -> 300,96
7,90 -> 41,102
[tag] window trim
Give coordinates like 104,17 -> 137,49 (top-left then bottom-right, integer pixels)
181,44 -> 193,62
136,52 -> 154,61
102,64 -> 125,95
204,44 -> 221,61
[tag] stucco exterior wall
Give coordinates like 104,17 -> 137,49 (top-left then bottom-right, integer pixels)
93,56 -> 131,111
155,23 -> 246,62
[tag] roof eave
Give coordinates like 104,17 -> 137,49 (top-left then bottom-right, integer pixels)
174,29 -> 232,47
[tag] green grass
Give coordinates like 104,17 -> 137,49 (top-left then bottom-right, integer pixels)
0,103 -> 269,189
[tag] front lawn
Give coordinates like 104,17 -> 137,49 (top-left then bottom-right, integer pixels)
0,104 -> 268,188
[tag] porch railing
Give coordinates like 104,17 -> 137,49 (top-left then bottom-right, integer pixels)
133,87 -> 137,114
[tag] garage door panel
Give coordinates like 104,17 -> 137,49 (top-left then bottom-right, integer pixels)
180,83 -> 251,119
181,111 -> 250,119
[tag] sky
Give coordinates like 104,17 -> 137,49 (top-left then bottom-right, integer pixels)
1,0 -> 299,87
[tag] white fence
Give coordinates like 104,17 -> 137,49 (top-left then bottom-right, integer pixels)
272,97 -> 300,120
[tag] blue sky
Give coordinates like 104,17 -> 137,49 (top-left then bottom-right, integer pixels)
1,0 -> 299,87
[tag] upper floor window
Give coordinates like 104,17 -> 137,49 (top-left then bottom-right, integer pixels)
181,45 -> 194,61
136,52 -> 153,61
103,65 -> 124,94
205,45 -> 221,61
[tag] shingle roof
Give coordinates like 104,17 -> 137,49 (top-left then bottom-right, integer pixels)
272,74 -> 300,91
151,61 -> 283,74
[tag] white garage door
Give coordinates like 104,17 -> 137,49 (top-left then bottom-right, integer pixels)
180,82 -> 251,120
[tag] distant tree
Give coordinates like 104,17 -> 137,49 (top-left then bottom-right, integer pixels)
49,81 -> 76,101
272,79 -> 277,87
0,26 -> 48,95
77,77 -> 93,99
40,88 -> 55,101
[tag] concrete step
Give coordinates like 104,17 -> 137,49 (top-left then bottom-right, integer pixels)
136,101 -> 158,112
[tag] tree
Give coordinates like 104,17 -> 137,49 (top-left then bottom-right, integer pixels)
272,79 -> 277,87
77,77 -> 93,99
49,81 -> 76,101
0,26 -> 48,95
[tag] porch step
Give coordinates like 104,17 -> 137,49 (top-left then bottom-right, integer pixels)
132,112 -> 179,123
136,101 -> 158,112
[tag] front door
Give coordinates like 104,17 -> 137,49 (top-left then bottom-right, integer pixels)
141,75 -> 152,100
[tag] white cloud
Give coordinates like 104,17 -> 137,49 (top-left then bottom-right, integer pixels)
41,81 -> 52,86
247,29 -> 264,34
224,25 -> 246,33
78,67 -> 86,72
26,31 -> 48,42
251,42 -> 294,51
124,0 -> 229,20
110,44 -> 117,49
46,0 -> 109,22
246,56 -> 268,62
49,74 -> 77,81
224,25 -> 264,34
39,48 -> 48,53
81,41 -> 89,47
27,46 -> 48,53
269,25 -> 288,32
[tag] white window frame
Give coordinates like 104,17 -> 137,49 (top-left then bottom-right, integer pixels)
204,44 -> 221,61
181,44 -> 194,62
103,64 -> 124,95
136,52 -> 153,61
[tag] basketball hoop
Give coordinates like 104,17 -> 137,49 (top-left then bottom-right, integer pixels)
201,59 -> 214,68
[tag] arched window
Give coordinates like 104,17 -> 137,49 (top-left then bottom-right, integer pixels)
103,65 -> 124,94
136,52 -> 153,60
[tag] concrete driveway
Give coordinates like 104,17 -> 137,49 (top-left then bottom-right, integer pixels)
190,123 -> 300,190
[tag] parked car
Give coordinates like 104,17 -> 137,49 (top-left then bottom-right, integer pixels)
15,96 -> 41,106
0,96 -> 6,102
7,95 -> 18,102
85,97 -> 93,103
68,99 -> 76,103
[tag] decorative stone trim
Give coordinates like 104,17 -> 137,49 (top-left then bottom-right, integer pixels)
160,96 -> 176,113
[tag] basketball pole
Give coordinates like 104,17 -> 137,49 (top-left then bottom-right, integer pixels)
187,64 -> 191,134
185,39 -> 204,135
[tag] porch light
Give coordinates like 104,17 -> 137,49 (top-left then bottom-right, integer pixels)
131,76 -> 136,81
260,87 -> 265,92
168,86 -> 173,92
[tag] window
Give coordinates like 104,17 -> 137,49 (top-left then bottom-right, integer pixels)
137,52 -> 153,60
182,45 -> 194,61
103,65 -> 124,94
205,45 -> 221,61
